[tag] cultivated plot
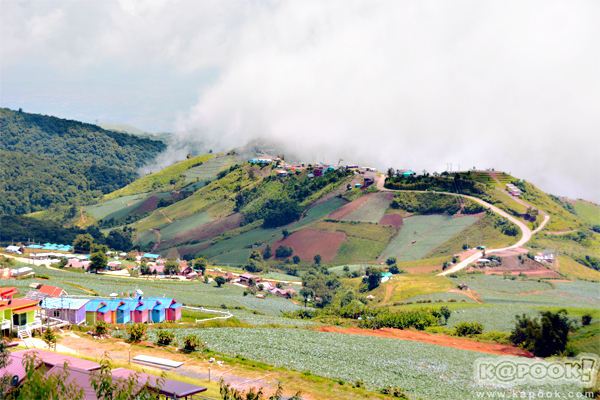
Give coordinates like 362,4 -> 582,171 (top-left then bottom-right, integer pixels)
157,212 -> 213,241
84,194 -> 147,219
183,156 -> 230,182
341,192 -> 393,223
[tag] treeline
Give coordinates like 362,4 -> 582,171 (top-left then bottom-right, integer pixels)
0,215 -> 134,252
384,173 -> 484,196
391,192 -> 486,215
236,168 -> 351,228
0,151 -> 136,214
0,108 -> 166,214
0,108 -> 165,169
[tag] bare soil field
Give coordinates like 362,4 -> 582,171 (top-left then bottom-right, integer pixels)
274,228 -> 346,261
162,213 -> 243,249
379,214 -> 403,227
315,327 -> 534,358
482,255 -> 561,278
327,193 -> 374,220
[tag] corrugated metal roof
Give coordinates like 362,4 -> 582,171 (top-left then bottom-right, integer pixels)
42,298 -> 89,310
11,350 -> 101,371
111,368 -> 207,397
13,305 -> 40,314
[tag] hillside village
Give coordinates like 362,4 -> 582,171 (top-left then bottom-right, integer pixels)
0,111 -> 599,400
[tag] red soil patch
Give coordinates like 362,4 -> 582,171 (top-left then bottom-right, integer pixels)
316,327 -> 534,358
274,228 -> 346,262
379,214 -> 403,227
449,289 -> 483,303
328,193 -> 374,220
161,213 -> 243,249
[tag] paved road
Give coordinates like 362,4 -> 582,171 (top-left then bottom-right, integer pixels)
376,176 -> 550,275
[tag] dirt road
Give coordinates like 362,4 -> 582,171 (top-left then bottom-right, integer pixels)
316,326 -> 533,358
376,175 -> 550,276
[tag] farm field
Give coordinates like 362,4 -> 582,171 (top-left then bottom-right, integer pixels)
379,215 -> 477,261
291,197 -> 347,231
327,193 -> 374,220
159,213 -> 244,251
135,229 -> 159,247
378,213 -> 403,227
402,290 -> 475,304
84,194 -> 147,220
340,192 -> 393,223
272,228 -> 346,262
143,328 -> 578,399
556,256 -> 600,281
156,212 -> 213,241
362,274 -> 456,305
228,310 -> 321,327
313,221 -> 396,264
198,227 -> 284,264
183,155 -> 231,182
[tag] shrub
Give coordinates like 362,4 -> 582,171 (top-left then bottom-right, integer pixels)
509,311 -> 573,357
582,314 -> 592,326
455,322 -> 484,336
37,275 -> 50,280
386,257 -> 397,266
156,329 -> 175,346
182,334 -> 203,351
95,321 -> 109,335
127,323 -> 147,342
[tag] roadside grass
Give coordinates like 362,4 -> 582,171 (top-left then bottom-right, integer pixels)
555,255 -> 600,282
488,189 -> 529,221
518,181 -> 585,231
104,154 -> 216,200
426,213 -> 518,257
573,200 -> 600,226
529,231 -> 600,261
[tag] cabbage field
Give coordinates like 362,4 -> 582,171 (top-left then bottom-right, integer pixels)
183,155 -> 231,182
157,212 -> 213,241
341,192 -> 393,223
291,197 -> 347,231
84,194 -> 147,219
379,215 -> 477,261
144,327 -> 580,399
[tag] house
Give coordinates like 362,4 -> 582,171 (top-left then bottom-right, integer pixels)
458,283 -> 469,290
476,259 -> 491,265
5,246 -> 23,255
0,298 -> 41,335
11,267 -> 33,278
85,300 -> 112,325
258,282 -> 275,291
276,170 -> 288,177
151,264 -> 165,274
107,261 -> 122,270
148,297 -> 182,322
270,288 -> 296,298
239,273 -> 261,284
41,298 -> 89,325
141,253 -> 160,261
0,287 -> 18,300
146,299 -> 165,323
66,259 -> 90,269
0,350 -> 207,399
126,300 -> 149,323
38,285 -> 67,298
364,177 -> 375,186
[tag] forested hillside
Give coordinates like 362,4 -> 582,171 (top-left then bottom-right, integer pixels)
0,108 -> 166,214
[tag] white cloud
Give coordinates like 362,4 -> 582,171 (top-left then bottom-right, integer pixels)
1,0 -> 598,200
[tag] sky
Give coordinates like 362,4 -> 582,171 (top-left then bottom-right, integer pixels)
1,0 -> 599,201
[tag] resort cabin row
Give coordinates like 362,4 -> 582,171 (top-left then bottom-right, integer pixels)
505,183 -> 522,197
40,297 -> 182,326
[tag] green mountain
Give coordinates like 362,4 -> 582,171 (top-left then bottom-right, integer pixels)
0,108 -> 166,214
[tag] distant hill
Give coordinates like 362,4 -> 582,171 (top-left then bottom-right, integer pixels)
0,108 -> 167,214
95,122 -> 148,136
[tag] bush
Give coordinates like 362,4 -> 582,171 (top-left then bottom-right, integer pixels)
582,314 -> 592,326
37,275 -> 50,280
127,323 -> 147,342
455,322 -> 484,336
95,321 -> 109,335
386,257 -> 397,266
509,311 -> 573,357
156,329 -> 175,346
182,334 -> 203,351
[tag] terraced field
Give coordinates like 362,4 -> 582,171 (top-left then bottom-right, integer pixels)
197,227 -> 284,264
156,212 -> 213,241
84,194 -> 147,219
291,197 -> 347,231
341,192 -> 393,223
379,215 -> 476,261
183,155 -> 231,182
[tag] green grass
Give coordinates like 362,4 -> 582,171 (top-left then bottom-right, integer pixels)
556,255 -> 600,282
427,213 -> 519,257
84,194 -> 148,219
529,231 -> 600,261
133,211 -> 170,234
574,200 -> 600,226
569,321 -> 600,356
364,274 -> 456,305
104,154 -> 217,200
517,181 -> 585,231
291,197 -> 347,231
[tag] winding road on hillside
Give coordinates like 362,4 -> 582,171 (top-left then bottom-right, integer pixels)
376,176 -> 550,275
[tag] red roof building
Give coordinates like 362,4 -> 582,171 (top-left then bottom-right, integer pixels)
38,285 -> 67,298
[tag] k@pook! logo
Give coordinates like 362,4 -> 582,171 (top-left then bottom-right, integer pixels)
474,354 -> 599,388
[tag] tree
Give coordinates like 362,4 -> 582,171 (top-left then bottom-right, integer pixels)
313,254 -> 322,265
275,246 -> 293,258
127,323 -> 147,342
73,233 -> 94,253
389,265 -> 400,274
509,311 -> 574,357
387,167 -> 394,179
194,257 -> 208,275
365,266 -> 383,291
58,257 -> 68,268
386,257 -> 396,266
140,264 -> 152,275
263,245 -> 272,259
164,261 -> 180,276
582,314 -> 592,326
89,251 -> 107,273
292,255 -> 301,264
214,276 -> 226,287
440,306 -> 451,325
42,328 -> 57,350
300,287 -> 314,307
